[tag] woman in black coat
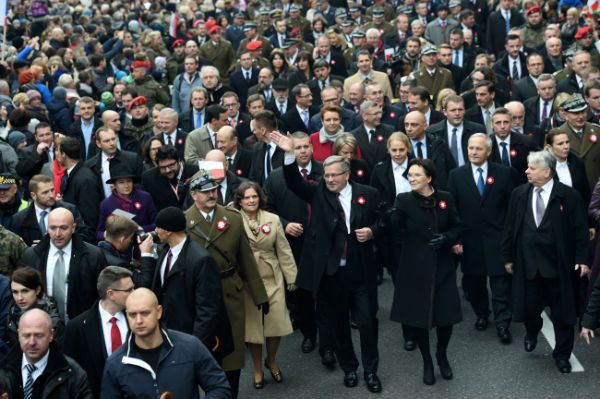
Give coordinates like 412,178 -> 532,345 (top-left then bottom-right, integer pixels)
389,158 -> 464,386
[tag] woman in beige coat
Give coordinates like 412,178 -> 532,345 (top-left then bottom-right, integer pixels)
233,181 -> 298,389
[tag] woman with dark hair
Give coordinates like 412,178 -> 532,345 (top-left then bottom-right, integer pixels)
389,158 -> 464,386
269,49 -> 294,80
305,16 -> 328,45
142,136 -> 164,171
233,181 -> 297,389
310,104 -> 349,161
332,133 -> 370,185
5,266 -> 64,349
288,51 -> 314,88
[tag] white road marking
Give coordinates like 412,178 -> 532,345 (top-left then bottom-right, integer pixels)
541,311 -> 584,372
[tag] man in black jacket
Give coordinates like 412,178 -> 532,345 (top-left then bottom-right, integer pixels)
485,0 -> 525,57
11,174 -> 92,245
249,110 -> 285,185
351,101 -> 395,170
0,309 -> 92,399
216,126 -> 252,178
16,122 -> 55,186
21,208 -> 108,321
63,266 -> 134,399
68,96 -> 101,159
138,206 -> 232,363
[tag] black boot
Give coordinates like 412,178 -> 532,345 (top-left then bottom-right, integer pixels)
436,352 -> 453,380
423,360 -> 435,385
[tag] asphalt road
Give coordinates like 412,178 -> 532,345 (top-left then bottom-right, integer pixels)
239,274 -> 600,399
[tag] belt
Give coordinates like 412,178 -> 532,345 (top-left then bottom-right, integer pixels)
220,268 -> 236,278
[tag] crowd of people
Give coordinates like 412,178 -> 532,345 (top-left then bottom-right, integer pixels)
1,0 -> 600,397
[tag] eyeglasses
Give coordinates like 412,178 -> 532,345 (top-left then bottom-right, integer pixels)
223,103 -> 238,108
324,171 -> 347,179
111,286 -> 135,293
364,111 -> 383,116
158,162 -> 178,171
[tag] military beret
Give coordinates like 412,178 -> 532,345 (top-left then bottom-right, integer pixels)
563,96 -> 588,113
246,39 -> 263,51
575,26 -> 592,40
128,96 -> 147,110
208,25 -> 222,34
526,5 -> 541,15
131,60 -> 152,70
171,39 -> 185,49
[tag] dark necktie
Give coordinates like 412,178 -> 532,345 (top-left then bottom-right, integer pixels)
245,72 -> 250,82
369,129 -> 376,144
541,102 -> 548,122
416,142 -> 424,159
110,317 -> 122,353
60,172 -> 68,194
24,363 -> 36,399
450,127 -> 459,164
39,210 -> 48,235
279,103 -> 285,115
301,168 -> 312,223
535,187 -> 545,226
476,167 -> 485,196
500,142 -> 510,166
53,250 -> 66,320
335,193 -> 348,266
512,61 -> 519,81
453,50 -> 460,66
227,156 -> 233,169
163,249 -> 173,284
166,134 -> 173,146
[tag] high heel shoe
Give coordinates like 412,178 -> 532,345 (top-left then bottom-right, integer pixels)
423,361 -> 436,385
254,372 -> 265,389
436,352 -> 453,380
264,359 -> 283,383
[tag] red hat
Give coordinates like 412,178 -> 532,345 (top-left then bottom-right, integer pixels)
131,60 -> 152,70
171,39 -> 185,49
526,5 -> 541,15
208,25 -> 222,34
205,19 -> 217,30
128,96 -> 147,110
18,70 -> 34,85
246,39 -> 263,51
575,26 -> 592,39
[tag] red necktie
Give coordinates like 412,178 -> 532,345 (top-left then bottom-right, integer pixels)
163,250 -> 173,284
301,168 -> 312,224
110,317 -> 122,353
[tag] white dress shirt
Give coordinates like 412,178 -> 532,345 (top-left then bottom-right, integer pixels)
556,160 -> 572,187
98,303 -> 128,355
337,182 -> 352,234
46,241 -> 72,309
207,126 -> 217,148
298,162 -> 312,175
532,179 -> 554,225
35,204 -> 49,232
101,152 -> 113,198
264,142 -> 277,179
471,161 -> 488,183
446,122 -> 465,166
410,137 -> 428,159
163,130 -> 177,147
392,158 -> 410,195
21,350 -> 49,388
220,177 -> 228,203
539,98 -> 554,122
495,134 -> 512,165
161,237 -> 187,284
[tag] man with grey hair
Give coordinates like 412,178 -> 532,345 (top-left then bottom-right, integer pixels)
201,65 -> 232,106
448,133 -> 515,342
503,150 -> 589,374
557,50 -> 592,95
351,100 -> 395,170
270,132 -> 383,393
63,266 -> 134,398
158,107 -> 188,160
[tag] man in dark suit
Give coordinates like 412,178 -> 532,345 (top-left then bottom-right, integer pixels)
11,174 -> 92,245
138,206 -> 231,364
216,126 -> 252,178
511,53 -> 545,102
397,86 -> 444,131
364,81 -> 405,127
265,131 -> 325,355
158,108 -> 188,160
68,96 -> 101,160
449,28 -> 476,71
489,108 -> 540,184
204,149 -> 246,205
178,87 -> 209,133
270,131 -> 382,393
485,0 -> 525,57
315,35 -> 348,77
16,122 -> 56,187
465,80 -> 500,135
249,110 -> 285,185
307,59 -> 345,107
437,44 -> 468,92
21,208 -> 108,321
492,34 -> 528,82
268,19 -> 289,49
142,145 -> 199,211
229,51 -> 260,112
63,266 -> 134,399
447,133 -> 515,343
351,100 -> 395,170
427,95 -> 485,167
56,136 -> 104,231
502,150 -> 589,373
221,92 -> 252,143
524,74 -> 557,146
556,51 -> 591,95
383,14 -> 410,50
84,127 -> 144,199
247,67 -> 275,104
281,84 -> 319,134
404,110 -> 457,189
268,78 -> 295,119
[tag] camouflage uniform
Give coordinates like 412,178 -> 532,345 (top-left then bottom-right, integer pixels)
123,117 -> 154,143
0,226 -> 27,277
131,75 -> 171,108
523,22 -> 547,49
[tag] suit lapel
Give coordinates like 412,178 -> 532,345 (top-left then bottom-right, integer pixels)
463,164 -> 482,199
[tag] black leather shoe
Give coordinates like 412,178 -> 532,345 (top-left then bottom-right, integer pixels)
343,371 -> 358,387
435,352 -> 453,380
301,337 -> 316,353
253,373 -> 265,389
556,359 -> 572,373
475,317 -> 488,331
524,335 -> 537,352
321,349 -> 337,369
423,362 -> 435,385
364,372 -> 382,393
404,340 -> 416,351
497,326 -> 513,344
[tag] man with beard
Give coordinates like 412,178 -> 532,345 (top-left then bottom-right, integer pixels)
522,6 -> 546,49
574,27 -> 600,69
130,60 -> 170,109
248,67 -> 275,104
122,96 -> 154,143
201,66 -> 232,106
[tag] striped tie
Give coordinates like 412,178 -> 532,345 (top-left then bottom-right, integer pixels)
24,363 -> 36,399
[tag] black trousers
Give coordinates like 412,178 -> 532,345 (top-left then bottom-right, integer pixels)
225,369 -> 240,399
319,274 -> 379,373
524,275 -> 574,360
403,325 -> 453,363
462,273 -> 512,327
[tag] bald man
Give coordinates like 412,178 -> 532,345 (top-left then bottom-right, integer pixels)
216,126 -> 252,178
504,101 -> 526,135
22,208 -> 108,320
0,309 -> 92,398
98,110 -> 141,155
204,149 -> 246,205
101,288 -> 231,398
403,111 -> 457,189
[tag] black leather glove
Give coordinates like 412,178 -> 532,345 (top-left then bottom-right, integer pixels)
258,302 -> 270,315
428,233 -> 447,250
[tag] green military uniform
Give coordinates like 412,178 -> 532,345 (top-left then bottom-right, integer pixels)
286,16 -> 311,32
553,66 -> 571,82
413,65 -> 455,104
366,4 -> 396,21
0,225 -> 26,277
199,39 -> 235,85
362,21 -> 394,36
557,121 -> 600,190
256,20 -> 272,36
166,53 -> 185,83
237,35 -> 274,59
131,76 -> 170,108
523,22 -> 547,49
186,204 -> 268,371
123,117 -> 154,143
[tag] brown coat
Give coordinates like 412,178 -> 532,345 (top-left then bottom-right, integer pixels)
412,65 -> 455,104
242,210 -> 297,343
185,204 -> 268,371
557,121 -> 600,190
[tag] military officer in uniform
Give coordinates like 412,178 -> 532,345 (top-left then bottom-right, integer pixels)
413,45 -> 455,105
556,96 -> 600,190
185,169 -> 269,398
